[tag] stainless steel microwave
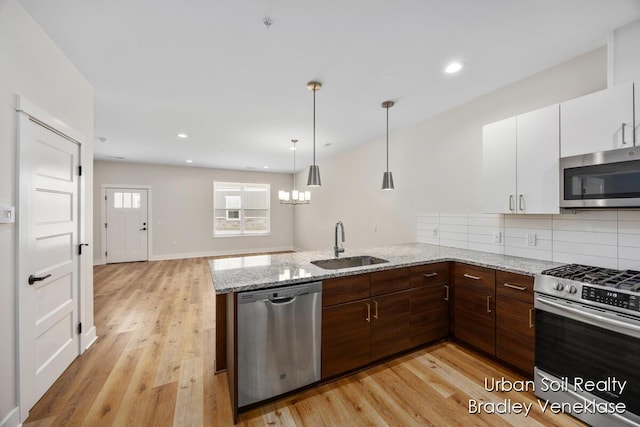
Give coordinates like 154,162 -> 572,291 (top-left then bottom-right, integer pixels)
560,146 -> 640,208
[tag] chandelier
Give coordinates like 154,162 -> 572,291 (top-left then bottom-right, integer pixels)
278,139 -> 310,204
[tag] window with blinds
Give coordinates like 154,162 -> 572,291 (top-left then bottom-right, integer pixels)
213,182 -> 270,236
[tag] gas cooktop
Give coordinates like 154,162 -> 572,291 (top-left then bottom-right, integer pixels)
541,264 -> 640,291
535,264 -> 640,316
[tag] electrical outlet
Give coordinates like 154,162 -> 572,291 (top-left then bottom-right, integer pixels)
527,233 -> 537,246
432,227 -> 439,237
492,231 -> 502,243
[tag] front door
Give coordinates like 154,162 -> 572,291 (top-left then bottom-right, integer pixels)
105,188 -> 148,263
18,111 -> 81,417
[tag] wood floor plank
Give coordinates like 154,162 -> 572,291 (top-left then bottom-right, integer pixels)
82,347 -> 145,425
173,357 -> 204,427
24,257 -> 586,427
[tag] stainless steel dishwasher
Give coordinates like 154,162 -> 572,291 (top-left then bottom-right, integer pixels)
237,281 -> 322,407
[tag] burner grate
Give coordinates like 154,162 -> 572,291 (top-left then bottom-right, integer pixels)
542,265 -> 640,291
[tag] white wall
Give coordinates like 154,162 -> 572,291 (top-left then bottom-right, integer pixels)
93,161 -> 295,261
294,47 -> 607,252
0,1 -> 94,425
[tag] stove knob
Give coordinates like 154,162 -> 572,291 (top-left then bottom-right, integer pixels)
566,285 -> 577,294
553,282 -> 564,291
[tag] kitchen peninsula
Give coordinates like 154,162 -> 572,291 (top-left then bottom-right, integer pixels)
211,243 -> 559,421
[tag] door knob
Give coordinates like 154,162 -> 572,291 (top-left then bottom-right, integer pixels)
28,274 -> 51,285
140,227 -> 147,231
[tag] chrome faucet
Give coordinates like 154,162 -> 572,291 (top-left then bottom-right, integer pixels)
334,221 -> 345,258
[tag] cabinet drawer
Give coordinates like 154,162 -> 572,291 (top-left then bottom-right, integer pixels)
323,274 -> 370,307
410,262 -> 449,288
454,264 -> 495,293
370,267 -> 410,297
496,271 -> 533,303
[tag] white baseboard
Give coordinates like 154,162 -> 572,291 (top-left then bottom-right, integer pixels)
148,246 -> 295,261
82,326 -> 98,352
0,407 -> 20,427
93,258 -> 105,266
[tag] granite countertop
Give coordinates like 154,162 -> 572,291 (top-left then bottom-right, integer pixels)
210,243 -> 561,294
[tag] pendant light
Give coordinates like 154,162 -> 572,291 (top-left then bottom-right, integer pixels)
307,81 -> 322,187
278,139 -> 311,204
381,100 -> 395,190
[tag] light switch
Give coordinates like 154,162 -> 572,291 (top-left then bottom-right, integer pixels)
0,206 -> 15,223
493,231 -> 502,243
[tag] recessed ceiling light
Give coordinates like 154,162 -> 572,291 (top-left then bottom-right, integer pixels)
177,133 -> 188,139
444,61 -> 463,74
186,159 -> 193,163
263,166 -> 269,169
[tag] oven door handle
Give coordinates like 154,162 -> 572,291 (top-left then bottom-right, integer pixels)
536,297 -> 640,334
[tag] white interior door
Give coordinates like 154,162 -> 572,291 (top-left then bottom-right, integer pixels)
105,188 -> 148,263
18,113 -> 80,417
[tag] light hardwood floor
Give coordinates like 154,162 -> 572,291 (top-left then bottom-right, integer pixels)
24,257 -> 585,426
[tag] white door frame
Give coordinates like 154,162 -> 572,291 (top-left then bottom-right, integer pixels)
100,184 -> 152,265
16,97 -> 87,422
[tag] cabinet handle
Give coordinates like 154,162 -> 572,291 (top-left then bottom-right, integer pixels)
365,302 -> 371,322
622,122 -> 628,145
486,296 -> 492,313
529,308 -> 535,328
503,283 -> 527,291
519,194 -> 524,211
373,300 -> 379,319
423,272 -> 438,278
444,284 -> 449,301
463,273 -> 481,280
509,195 -> 515,211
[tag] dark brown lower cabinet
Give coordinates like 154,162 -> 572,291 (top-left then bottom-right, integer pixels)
321,299 -> 371,379
495,270 -> 535,375
370,291 -> 411,361
496,295 -> 535,375
453,264 -> 496,355
409,284 -> 449,347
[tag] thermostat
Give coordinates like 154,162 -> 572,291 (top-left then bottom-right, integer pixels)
0,206 -> 15,223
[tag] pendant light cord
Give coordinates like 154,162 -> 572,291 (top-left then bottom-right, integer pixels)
313,87 -> 316,166
292,141 -> 297,191
386,104 -> 389,173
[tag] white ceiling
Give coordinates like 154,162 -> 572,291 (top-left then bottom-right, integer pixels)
17,0 -> 640,173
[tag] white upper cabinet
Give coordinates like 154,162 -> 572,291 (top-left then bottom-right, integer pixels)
483,117 -> 517,214
560,82 -> 634,157
483,104 -> 560,214
516,105 -> 560,214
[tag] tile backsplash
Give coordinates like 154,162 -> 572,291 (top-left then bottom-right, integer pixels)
417,211 -> 640,270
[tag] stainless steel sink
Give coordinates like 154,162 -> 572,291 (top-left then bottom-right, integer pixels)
311,255 -> 389,270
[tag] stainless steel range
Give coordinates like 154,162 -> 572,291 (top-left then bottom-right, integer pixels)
534,264 -> 640,426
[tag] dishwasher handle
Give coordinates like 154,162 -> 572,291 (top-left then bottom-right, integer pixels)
268,296 -> 297,305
